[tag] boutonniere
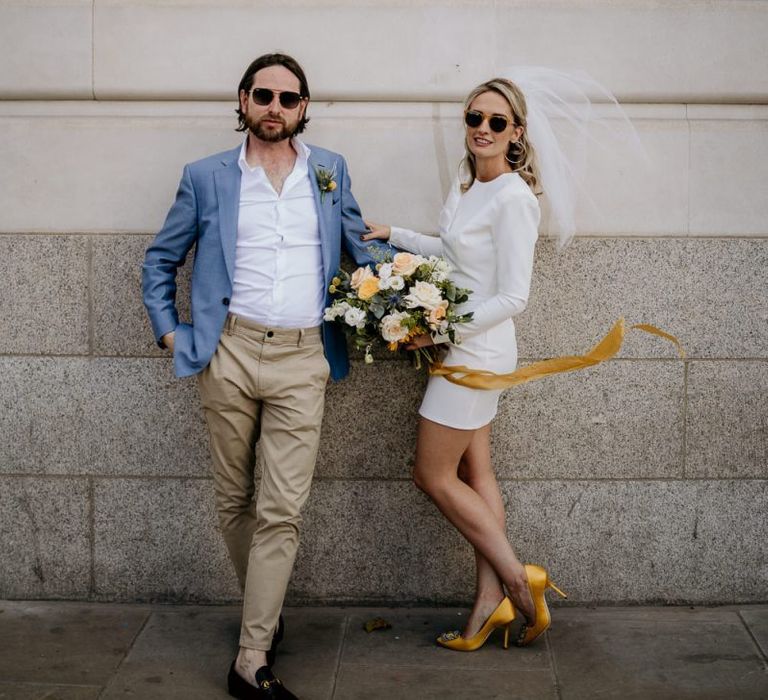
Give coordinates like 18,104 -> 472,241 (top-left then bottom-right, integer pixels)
314,165 -> 337,203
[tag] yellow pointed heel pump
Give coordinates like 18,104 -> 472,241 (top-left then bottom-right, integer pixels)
437,596 -> 516,651
515,564 -> 567,647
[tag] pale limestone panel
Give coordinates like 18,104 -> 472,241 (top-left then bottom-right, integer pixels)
574,119 -> 689,235
93,478 -> 239,601
686,361 -> 768,479
94,0 -> 495,100
0,358 -> 209,476
493,1 -> 768,103
0,1 -> 93,98
0,111 -> 238,233
518,238 -> 768,360
92,1 -> 768,102
0,235 -> 89,354
0,101 -> 735,238
690,118 -> 768,235
492,360 -> 684,480
503,480 -> 768,603
92,235 -> 191,356
0,477 -> 90,598
0,103 -> 693,235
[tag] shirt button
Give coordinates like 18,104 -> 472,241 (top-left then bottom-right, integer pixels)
222,297 -> 230,306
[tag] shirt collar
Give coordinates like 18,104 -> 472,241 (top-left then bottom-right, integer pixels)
238,137 -> 312,173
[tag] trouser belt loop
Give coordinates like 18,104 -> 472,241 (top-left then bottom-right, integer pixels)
226,313 -> 236,335
297,328 -> 305,348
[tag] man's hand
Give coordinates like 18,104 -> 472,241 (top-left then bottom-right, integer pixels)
162,331 -> 176,352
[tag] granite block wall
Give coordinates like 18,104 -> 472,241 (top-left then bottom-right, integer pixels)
0,1 -> 766,605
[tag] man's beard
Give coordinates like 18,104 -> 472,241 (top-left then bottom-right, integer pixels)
246,113 -> 298,143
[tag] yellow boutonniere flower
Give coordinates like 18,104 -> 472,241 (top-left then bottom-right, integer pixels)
315,165 -> 337,202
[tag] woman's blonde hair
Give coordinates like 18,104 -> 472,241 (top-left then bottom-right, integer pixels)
460,78 -> 539,194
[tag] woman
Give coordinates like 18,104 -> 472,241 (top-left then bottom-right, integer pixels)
362,78 -> 566,650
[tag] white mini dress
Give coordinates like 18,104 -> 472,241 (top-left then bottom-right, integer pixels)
389,173 -> 540,430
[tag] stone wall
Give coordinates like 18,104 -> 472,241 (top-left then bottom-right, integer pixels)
1,1 -> 766,605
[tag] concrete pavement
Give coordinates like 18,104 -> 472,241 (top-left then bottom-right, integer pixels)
1,601 -> 767,699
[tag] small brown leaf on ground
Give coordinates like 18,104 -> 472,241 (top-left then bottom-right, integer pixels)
364,617 -> 392,633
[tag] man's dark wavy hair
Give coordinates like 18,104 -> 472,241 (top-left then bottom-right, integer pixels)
235,53 -> 311,134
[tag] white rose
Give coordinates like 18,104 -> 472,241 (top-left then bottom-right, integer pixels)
431,259 -> 452,283
323,302 -> 349,321
404,281 -> 444,311
380,312 -> 411,343
344,307 -> 367,328
388,275 -> 405,291
378,263 -> 393,281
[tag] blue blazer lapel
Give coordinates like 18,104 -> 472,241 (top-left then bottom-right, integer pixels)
213,149 -> 241,283
308,150 -> 336,283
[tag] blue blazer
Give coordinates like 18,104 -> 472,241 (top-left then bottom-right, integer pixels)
142,143 -> 388,380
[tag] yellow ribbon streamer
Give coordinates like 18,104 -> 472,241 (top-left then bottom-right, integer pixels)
430,318 -> 685,390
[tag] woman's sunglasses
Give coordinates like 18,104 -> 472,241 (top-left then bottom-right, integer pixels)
464,110 -> 513,134
250,88 -> 305,110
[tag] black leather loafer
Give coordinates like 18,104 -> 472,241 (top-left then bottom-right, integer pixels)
227,662 -> 298,699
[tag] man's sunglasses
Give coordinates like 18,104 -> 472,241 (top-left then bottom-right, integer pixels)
249,88 -> 305,110
464,110 -> 513,133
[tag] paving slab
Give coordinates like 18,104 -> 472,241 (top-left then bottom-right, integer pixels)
0,684 -> 101,699
549,607 -> 768,700
100,606 -> 344,700
333,663 -> 557,700
269,608 -> 346,700
100,607 -> 237,700
339,608 -> 549,671
0,601 -> 149,686
740,607 -> 768,660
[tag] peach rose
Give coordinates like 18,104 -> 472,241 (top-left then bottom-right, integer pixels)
350,266 -> 374,290
428,302 -> 448,326
392,252 -> 423,277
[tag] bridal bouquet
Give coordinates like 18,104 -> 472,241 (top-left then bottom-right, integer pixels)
323,252 -> 473,366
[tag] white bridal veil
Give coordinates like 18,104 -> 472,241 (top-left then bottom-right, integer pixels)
501,66 -> 646,248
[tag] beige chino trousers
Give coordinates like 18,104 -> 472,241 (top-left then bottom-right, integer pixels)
197,313 -> 329,650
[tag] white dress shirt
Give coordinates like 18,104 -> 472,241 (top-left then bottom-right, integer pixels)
229,138 -> 324,328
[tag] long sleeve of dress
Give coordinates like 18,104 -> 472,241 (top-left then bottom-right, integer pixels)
389,226 -> 443,256
457,190 -> 540,340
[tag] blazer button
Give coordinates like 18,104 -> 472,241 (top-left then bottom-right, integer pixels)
222,297 -> 230,306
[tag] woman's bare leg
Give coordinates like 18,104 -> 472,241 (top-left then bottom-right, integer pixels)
413,417 -> 535,624
457,425 -> 508,636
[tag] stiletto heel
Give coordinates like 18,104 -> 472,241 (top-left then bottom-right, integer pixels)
548,580 -> 568,599
437,597 -> 516,652
515,564 -> 565,647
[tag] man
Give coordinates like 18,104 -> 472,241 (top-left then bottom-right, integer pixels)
142,53 -> 386,700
